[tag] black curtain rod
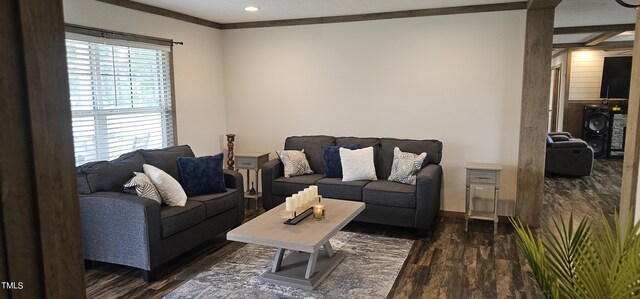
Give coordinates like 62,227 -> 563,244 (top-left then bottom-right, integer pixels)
65,23 -> 183,47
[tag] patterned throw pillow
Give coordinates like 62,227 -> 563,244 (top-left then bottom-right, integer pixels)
276,150 -> 314,178
123,172 -> 162,204
388,147 -> 427,185
339,146 -> 377,182
143,164 -> 188,206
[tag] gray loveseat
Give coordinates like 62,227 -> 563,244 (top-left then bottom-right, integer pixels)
76,145 -> 244,281
262,136 -> 443,236
545,132 -> 594,176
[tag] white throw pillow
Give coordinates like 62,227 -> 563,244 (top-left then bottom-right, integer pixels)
388,147 -> 427,185
143,164 -> 187,206
276,149 -> 314,178
340,147 -> 377,182
124,172 -> 162,204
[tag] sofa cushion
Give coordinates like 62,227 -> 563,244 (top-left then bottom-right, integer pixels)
551,135 -> 570,142
177,154 -> 227,196
76,151 -> 145,194
363,180 -> 416,208
316,178 -> 368,201
379,138 -> 443,179
188,189 -> 239,218
322,144 -> 359,178
340,147 -> 377,181
144,164 -> 188,207
388,147 -> 427,185
284,135 -> 336,174
272,174 -> 324,196
160,200 -> 206,238
276,150 -> 314,178
123,172 -> 162,204
139,145 -> 195,184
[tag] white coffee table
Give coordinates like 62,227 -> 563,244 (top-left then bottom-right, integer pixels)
227,198 -> 365,290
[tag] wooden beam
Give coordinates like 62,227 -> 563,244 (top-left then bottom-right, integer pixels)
96,0 -> 222,29
1,0 -> 86,297
516,7 -> 556,227
554,23 -> 635,35
528,0 -> 563,10
584,31 -> 625,46
619,8 -> 640,232
221,2 -> 527,29
553,41 -> 634,49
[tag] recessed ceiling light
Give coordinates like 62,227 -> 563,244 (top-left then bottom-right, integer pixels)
244,6 -> 259,12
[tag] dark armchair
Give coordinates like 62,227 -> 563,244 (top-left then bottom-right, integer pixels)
545,132 -> 594,176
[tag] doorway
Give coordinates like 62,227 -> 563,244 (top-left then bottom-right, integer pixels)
548,65 -> 562,132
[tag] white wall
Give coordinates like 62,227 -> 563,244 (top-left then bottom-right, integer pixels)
222,11 -> 526,213
63,0 -> 227,156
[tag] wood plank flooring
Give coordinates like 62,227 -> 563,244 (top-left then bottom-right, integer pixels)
84,159 -> 622,298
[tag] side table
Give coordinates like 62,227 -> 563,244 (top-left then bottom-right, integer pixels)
235,152 -> 270,210
465,162 -> 502,234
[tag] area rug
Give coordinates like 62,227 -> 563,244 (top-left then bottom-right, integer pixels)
164,231 -> 414,299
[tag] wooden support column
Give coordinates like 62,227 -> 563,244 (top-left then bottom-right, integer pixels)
619,8 -> 640,229
0,0 -> 86,297
516,0 -> 561,226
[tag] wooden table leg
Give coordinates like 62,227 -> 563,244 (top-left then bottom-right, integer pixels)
272,248 -> 285,272
305,251 -> 319,279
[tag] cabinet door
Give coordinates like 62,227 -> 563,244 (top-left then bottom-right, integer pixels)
469,185 -> 496,213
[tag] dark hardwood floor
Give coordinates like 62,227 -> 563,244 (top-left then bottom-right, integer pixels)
84,159 -> 623,298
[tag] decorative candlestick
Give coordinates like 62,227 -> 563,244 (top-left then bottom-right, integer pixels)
226,134 -> 235,170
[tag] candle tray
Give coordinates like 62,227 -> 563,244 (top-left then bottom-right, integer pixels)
283,207 -> 313,225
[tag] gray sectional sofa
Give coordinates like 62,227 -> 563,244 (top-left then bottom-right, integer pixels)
76,145 -> 244,281
262,136 -> 443,236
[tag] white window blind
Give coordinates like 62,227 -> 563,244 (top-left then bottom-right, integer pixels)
65,34 -> 174,166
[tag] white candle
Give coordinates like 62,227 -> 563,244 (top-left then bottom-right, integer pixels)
285,197 -> 294,211
310,185 -> 318,199
303,188 -> 310,204
294,193 -> 302,207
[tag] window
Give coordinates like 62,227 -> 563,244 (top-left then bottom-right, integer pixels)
65,33 -> 175,165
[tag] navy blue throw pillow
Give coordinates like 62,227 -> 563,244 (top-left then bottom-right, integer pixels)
322,144 -> 360,178
177,154 -> 227,197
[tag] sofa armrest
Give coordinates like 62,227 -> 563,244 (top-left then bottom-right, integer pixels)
223,169 -> 245,223
223,169 -> 244,190
415,164 -> 443,231
79,192 -> 162,270
261,158 -> 284,210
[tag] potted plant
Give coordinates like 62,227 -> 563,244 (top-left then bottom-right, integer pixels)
511,213 -> 640,298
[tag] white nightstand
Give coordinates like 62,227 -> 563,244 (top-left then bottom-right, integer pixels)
235,152 -> 270,210
465,162 -> 502,234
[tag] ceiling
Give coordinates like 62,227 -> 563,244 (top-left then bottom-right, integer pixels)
130,0 -> 636,45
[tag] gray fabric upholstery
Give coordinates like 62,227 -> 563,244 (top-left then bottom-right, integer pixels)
263,135 -> 443,233
261,158 -> 284,210
316,178 -> 369,201
415,164 -> 443,229
139,145 -> 195,184
76,151 -> 145,194
284,135 -> 336,174
550,140 -> 588,148
379,138 -> 442,179
78,145 -> 244,279
160,201 -> 206,238
272,174 -> 324,195
549,132 -> 572,138
189,189 -> 240,218
79,192 -> 162,270
354,204 -> 415,228
363,180 -> 416,208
